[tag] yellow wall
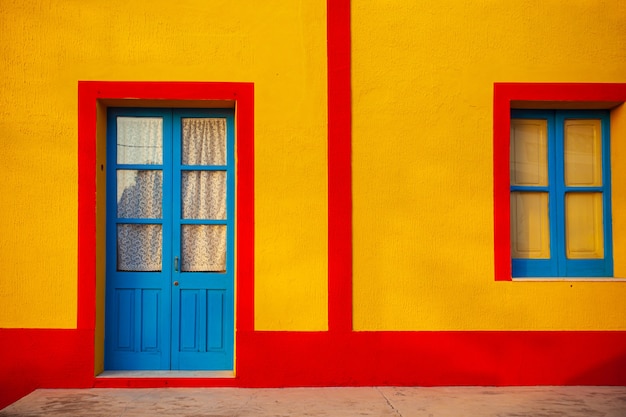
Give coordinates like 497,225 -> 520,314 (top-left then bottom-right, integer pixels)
612,103 -> 626,278
2,0 -> 625,334
352,0 -> 626,330
0,0 -> 328,330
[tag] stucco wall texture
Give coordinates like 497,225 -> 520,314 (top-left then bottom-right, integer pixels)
352,1 -> 626,330
0,0 -> 328,330
1,0 -> 626,334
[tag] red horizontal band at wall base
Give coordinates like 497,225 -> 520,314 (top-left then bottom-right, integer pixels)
235,331 -> 626,387
0,329 -> 94,410
4,328 -> 625,408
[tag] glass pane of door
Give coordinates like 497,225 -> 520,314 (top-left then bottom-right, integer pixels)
182,118 -> 226,165
117,170 -> 163,218
181,225 -> 227,272
117,224 -> 163,271
117,117 -> 163,164
181,171 -> 226,219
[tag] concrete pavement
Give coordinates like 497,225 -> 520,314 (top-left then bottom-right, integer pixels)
1,386 -> 625,416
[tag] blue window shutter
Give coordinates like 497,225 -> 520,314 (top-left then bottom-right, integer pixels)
510,110 -> 613,278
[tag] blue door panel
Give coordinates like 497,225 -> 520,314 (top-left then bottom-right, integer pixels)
207,290 -> 225,350
115,289 -> 134,351
179,290 -> 200,351
105,287 -> 168,370
172,287 -> 233,370
176,290 -> 225,351
140,289 -> 160,352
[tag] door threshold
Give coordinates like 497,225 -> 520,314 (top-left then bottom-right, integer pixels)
97,370 -> 235,379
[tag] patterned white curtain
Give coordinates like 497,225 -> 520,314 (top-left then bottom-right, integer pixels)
182,225 -> 227,272
182,118 -> 226,165
181,118 -> 227,272
115,117 -> 227,273
117,117 -> 163,165
116,117 -> 164,272
117,224 -> 162,271
117,169 -> 163,271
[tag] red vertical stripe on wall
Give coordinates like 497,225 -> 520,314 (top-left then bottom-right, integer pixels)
233,85 -> 256,333
77,82 -> 99,329
327,0 -> 353,333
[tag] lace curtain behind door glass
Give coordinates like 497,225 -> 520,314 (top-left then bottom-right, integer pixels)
181,118 -> 227,272
116,117 -> 164,271
116,117 -> 228,272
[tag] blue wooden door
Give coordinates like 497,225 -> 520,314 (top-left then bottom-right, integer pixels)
105,108 -> 234,371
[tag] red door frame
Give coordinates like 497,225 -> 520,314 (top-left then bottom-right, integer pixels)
78,81 -> 254,385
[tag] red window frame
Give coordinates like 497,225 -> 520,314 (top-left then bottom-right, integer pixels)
493,83 -> 626,281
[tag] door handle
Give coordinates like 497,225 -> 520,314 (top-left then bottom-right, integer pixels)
174,256 -> 179,272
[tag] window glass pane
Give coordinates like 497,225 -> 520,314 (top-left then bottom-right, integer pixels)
182,118 -> 226,165
117,224 -> 162,271
117,117 -> 163,164
566,192 -> 604,259
511,192 -> 550,259
510,119 -> 548,186
564,119 -> 602,186
182,171 -> 226,219
117,170 -> 162,219
182,225 -> 226,272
